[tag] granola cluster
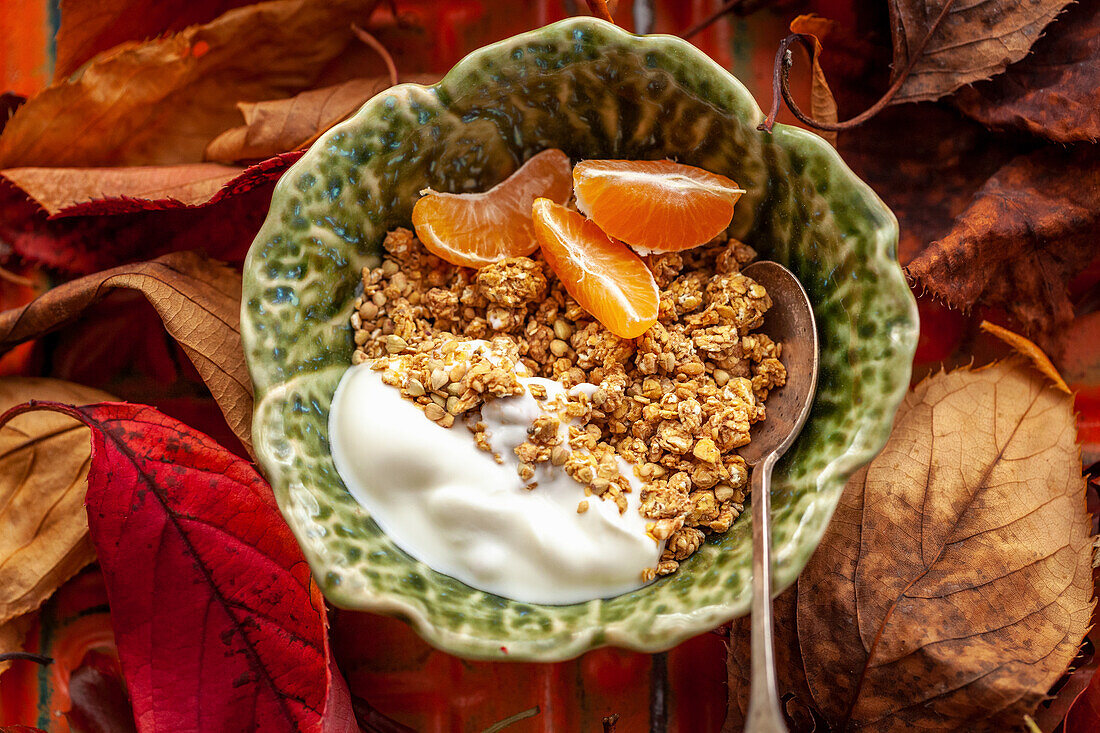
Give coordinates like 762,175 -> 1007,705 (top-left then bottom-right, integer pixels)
350,227 -> 786,578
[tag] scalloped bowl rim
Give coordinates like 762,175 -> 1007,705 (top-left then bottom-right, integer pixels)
242,17 -> 917,661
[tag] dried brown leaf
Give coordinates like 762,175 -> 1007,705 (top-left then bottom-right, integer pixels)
889,0 -> 1073,104
53,0 -> 253,80
0,252 -> 252,453
798,359 -> 1093,731
0,378 -> 114,674
953,0 -> 1100,143
0,0 -> 378,168
1,163 -> 244,216
907,145 -> 1099,350
788,15 -> 839,148
205,74 -> 440,164
839,105 -> 1018,265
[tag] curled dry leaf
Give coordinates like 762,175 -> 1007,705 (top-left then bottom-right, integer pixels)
787,15 -> 839,148
0,378 -> 114,675
0,0 -> 380,168
980,320 -> 1071,394
838,105 -> 1018,265
0,251 -> 253,454
205,74 -> 441,164
0,401 -> 356,732
888,0 -> 1072,104
907,145 -> 1100,350
798,357 -> 1093,731
953,0 -> 1099,143
53,0 -> 253,80
838,105 -> 1017,265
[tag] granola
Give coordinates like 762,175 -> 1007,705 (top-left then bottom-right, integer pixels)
349,227 -> 786,579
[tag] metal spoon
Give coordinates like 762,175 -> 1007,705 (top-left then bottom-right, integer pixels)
738,261 -> 819,733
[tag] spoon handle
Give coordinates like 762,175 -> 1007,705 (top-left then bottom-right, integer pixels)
745,452 -> 789,733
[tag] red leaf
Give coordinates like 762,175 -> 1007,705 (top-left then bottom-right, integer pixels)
0,151 -> 299,219
1066,671 -> 1100,733
0,401 -> 356,733
0,179 -> 269,274
0,152 -> 300,273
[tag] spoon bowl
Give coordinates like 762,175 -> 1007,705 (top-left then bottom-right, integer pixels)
740,260 -> 820,466
739,261 -> 819,732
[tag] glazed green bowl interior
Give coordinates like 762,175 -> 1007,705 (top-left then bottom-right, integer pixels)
241,17 -> 918,661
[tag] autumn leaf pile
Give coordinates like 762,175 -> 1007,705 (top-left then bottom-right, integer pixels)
0,0 -> 1097,731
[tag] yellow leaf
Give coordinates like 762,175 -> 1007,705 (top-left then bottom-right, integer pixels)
0,378 -> 114,673
0,614 -> 34,675
981,320 -> 1071,394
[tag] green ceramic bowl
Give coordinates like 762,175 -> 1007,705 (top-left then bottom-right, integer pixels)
241,17 -> 918,661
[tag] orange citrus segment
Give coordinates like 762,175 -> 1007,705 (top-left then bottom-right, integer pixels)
532,198 -> 659,339
572,159 -> 745,254
412,148 -> 573,268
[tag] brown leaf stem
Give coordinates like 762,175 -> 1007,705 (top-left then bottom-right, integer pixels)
481,707 -> 540,733
351,24 -> 399,86
585,0 -> 615,23
602,713 -> 620,732
0,651 -> 53,665
0,265 -> 33,286
759,0 -> 956,133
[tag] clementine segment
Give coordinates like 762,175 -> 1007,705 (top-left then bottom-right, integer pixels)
572,159 -> 744,253
532,198 -> 659,339
412,148 -> 572,268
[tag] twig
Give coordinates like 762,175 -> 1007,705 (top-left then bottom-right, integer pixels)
0,651 -> 53,665
602,713 -> 620,732
0,265 -> 33,286
351,24 -> 399,86
585,0 -> 615,23
758,0 -> 956,133
681,0 -> 744,39
481,706 -> 540,733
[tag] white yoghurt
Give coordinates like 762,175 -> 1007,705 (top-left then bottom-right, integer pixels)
328,354 -> 662,604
